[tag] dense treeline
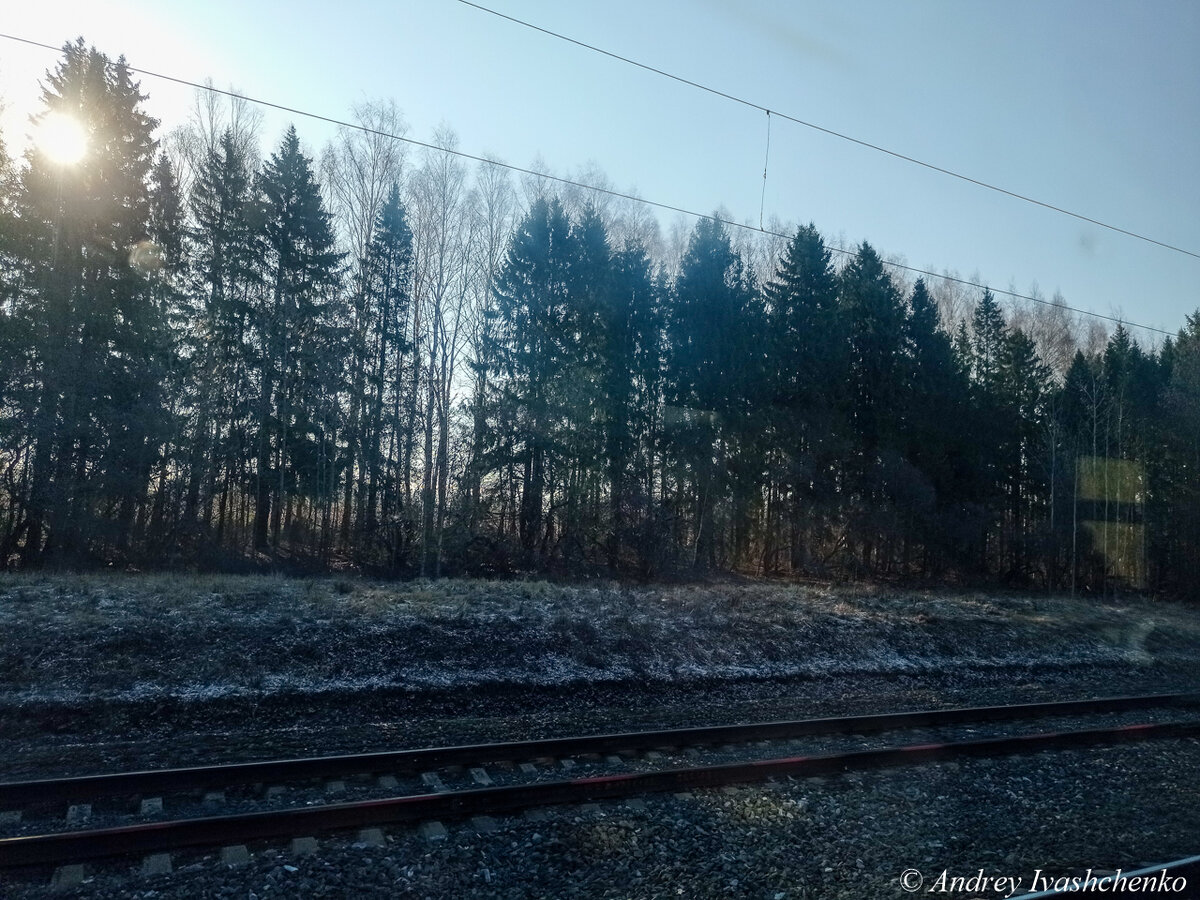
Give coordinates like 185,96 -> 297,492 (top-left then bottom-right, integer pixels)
2,43 -> 1200,591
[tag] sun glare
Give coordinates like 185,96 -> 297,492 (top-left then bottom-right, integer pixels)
36,111 -> 87,165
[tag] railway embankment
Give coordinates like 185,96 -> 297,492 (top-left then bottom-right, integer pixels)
2,574 -> 1198,776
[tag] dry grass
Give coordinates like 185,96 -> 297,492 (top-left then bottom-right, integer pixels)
1,573 -> 1197,705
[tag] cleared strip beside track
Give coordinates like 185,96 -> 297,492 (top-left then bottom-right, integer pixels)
2,719 -> 1200,868
1,691 -> 1196,808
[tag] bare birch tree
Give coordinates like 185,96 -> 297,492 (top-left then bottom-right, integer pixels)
320,100 -> 408,549
410,127 -> 472,575
462,158 -> 517,534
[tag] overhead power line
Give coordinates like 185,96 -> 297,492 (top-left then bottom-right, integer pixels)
0,31 -> 1175,338
455,0 -> 1200,264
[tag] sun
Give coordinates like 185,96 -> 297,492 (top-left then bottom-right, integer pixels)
36,111 -> 87,165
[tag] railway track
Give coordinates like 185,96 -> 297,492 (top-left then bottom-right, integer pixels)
2,691 -> 1198,886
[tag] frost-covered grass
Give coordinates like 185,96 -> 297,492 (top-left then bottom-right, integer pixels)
1,573 -> 1197,705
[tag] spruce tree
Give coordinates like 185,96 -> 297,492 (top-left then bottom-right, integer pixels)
601,240 -> 662,569
122,152 -> 186,554
838,242 -> 907,479
899,278 -> 972,572
1153,319 -> 1200,589
0,124 -> 34,561
561,203 -> 611,553
965,289 -> 1011,542
187,129 -> 261,544
971,289 -> 1007,391
764,224 -> 841,411
485,197 -> 577,561
999,327 -> 1052,576
359,183 -> 413,547
666,216 -> 759,568
15,41 -> 161,564
0,127 -> 26,436
252,126 -> 343,552
762,224 -> 844,570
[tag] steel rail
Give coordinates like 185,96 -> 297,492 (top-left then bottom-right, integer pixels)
1,691 -> 1195,808
2,719 -> 1199,868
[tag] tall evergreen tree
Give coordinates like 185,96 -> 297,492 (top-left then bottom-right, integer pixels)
665,216 -> 760,568
998,327 -> 1052,577
115,152 -> 185,556
252,126 -> 343,552
897,277 -> 972,573
764,224 -> 841,412
485,197 -> 577,562
971,289 -> 1008,390
0,120 -> 33,558
187,128 -> 261,545
838,242 -> 907,484
1152,315 -> 1200,589
965,288 -> 1011,559
557,203 -> 611,557
600,239 -> 662,569
761,224 -> 844,571
13,42 -> 162,564
358,183 -> 414,555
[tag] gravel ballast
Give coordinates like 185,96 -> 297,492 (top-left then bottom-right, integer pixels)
5,737 -> 1200,899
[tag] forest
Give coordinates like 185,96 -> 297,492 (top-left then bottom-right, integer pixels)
2,41 -> 1199,592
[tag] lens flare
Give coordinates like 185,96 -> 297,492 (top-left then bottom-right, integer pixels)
36,112 -> 87,165
129,241 -> 164,272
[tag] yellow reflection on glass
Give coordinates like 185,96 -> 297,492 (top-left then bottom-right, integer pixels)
1077,456 -> 1145,586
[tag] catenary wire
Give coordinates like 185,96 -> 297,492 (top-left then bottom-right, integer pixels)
0,31 -> 1176,338
454,0 -> 1200,264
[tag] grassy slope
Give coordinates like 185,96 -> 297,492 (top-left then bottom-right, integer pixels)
1,574 -> 1197,704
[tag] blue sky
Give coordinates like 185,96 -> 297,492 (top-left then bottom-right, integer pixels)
1,0 -> 1197,339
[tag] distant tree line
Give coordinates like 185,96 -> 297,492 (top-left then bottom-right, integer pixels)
3,42 -> 1200,593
